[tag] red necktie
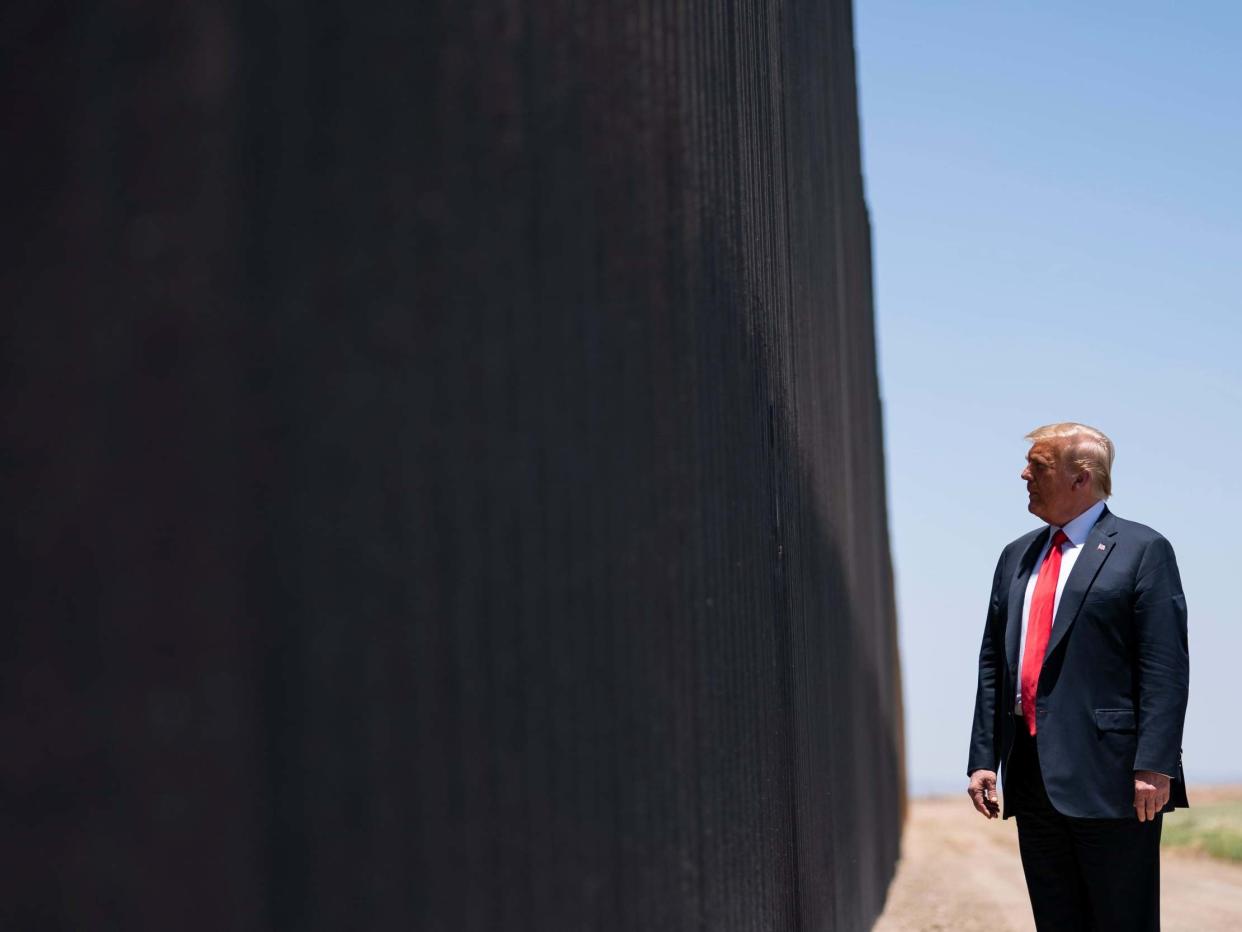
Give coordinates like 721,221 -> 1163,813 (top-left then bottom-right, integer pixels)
1021,529 -> 1069,736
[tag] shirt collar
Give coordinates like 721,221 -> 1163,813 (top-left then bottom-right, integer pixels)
1053,499 -> 1107,547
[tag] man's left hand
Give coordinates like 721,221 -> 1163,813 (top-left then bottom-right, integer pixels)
1133,770 -> 1171,822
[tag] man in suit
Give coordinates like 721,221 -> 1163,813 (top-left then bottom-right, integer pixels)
966,422 -> 1189,931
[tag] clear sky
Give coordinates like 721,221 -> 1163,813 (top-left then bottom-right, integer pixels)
854,1 -> 1242,793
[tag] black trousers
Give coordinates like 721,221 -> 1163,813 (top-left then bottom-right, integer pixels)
1006,720 -> 1162,932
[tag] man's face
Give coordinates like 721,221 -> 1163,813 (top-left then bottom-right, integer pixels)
1021,441 -> 1084,525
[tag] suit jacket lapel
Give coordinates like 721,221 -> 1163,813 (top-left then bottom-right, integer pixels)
1006,530 -> 1050,679
1044,508 -> 1119,661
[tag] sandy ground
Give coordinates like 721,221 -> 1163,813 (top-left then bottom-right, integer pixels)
873,787 -> 1242,931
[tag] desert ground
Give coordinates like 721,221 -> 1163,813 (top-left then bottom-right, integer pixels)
874,787 -> 1242,931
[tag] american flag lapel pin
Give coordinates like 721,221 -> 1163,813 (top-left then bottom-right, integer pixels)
1097,543 -> 1107,551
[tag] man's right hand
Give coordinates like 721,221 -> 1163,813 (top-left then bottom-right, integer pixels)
967,769 -> 1000,819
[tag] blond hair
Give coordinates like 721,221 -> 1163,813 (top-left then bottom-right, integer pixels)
1025,422 -> 1115,500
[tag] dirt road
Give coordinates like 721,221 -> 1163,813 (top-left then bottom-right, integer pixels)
874,790 -> 1242,931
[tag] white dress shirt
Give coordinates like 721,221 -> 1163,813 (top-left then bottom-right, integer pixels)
1014,499 -> 1108,711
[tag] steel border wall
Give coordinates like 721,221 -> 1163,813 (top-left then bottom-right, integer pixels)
3,1 -> 903,928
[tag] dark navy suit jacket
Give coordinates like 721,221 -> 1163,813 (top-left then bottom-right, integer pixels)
967,507 -> 1189,819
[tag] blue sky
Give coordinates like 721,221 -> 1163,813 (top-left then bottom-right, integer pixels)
854,1 -> 1242,793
